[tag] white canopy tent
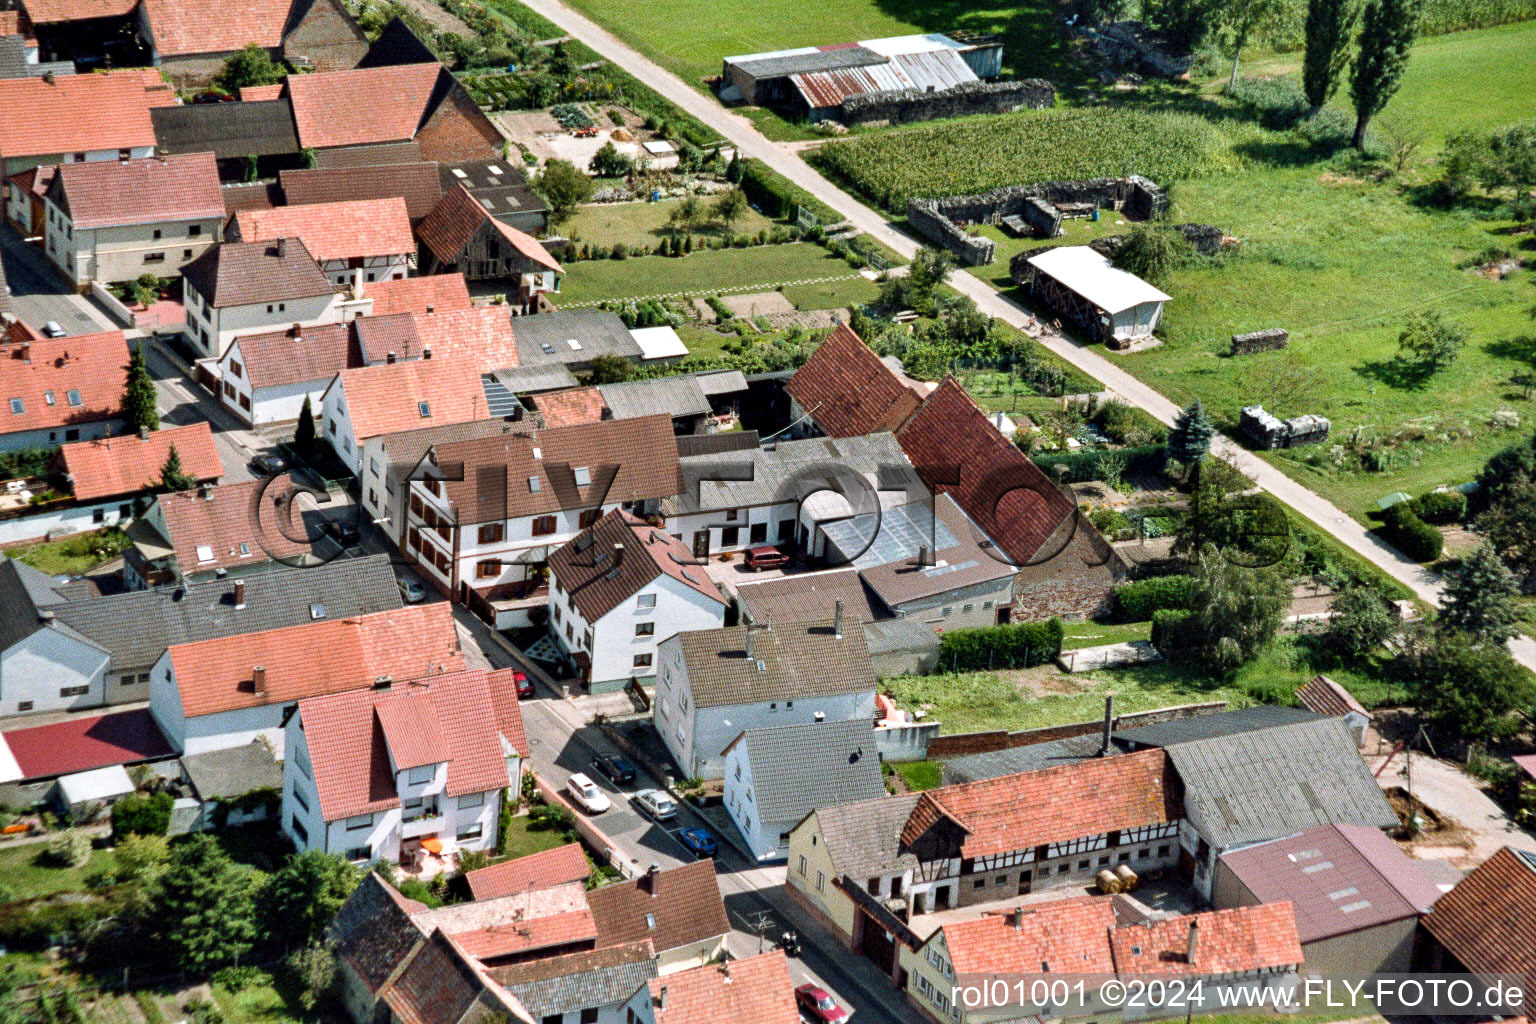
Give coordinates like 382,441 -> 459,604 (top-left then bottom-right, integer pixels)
1025,246 -> 1171,343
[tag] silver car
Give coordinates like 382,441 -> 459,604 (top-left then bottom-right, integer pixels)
397,577 -> 427,603
633,789 -> 677,821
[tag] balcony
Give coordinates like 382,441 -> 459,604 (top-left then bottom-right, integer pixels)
400,810 -> 445,839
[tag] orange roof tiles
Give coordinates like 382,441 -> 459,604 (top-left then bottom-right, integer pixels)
648,950 -> 799,1024
52,152 -> 223,228
0,70 -> 160,159
451,907 -> 598,961
785,323 -> 923,438
296,666 -> 525,821
62,422 -> 223,500
419,185 -> 562,273
1423,847 -> 1536,988
897,376 -> 1077,564
20,0 -> 136,24
140,0 -> 291,55
328,357 -> 486,441
411,306 -> 519,370
466,843 -> 590,902
233,197 -> 415,262
286,62 -> 443,150
1109,903 -> 1303,975
364,273 -> 472,316
1296,673 -> 1369,720
152,477 -> 310,575
901,749 -> 1178,858
168,601 -> 463,718
0,331 -> 127,435
239,84 -> 285,102
941,897 -> 1119,975
533,387 -> 607,428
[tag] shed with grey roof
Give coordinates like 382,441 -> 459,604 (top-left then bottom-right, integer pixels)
491,363 -> 578,396
722,718 -> 884,860
0,559 -> 111,717
512,310 -> 641,370
180,740 -> 283,828
490,941 -> 657,1019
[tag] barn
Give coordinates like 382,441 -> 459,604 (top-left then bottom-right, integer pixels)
1022,245 -> 1170,348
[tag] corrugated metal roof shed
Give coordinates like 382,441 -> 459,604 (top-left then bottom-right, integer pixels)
790,62 -> 912,109
728,45 -> 886,79
889,48 -> 978,92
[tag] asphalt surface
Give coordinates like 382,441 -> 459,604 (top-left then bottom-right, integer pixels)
0,225 -> 115,335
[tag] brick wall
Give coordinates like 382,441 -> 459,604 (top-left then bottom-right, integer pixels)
283,0 -> 369,73
1010,511 -> 1124,622
416,83 -> 505,164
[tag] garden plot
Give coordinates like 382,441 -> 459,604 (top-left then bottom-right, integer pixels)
718,290 -> 795,317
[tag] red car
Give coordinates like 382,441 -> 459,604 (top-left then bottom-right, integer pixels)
743,545 -> 790,571
795,984 -> 849,1024
514,671 -> 534,699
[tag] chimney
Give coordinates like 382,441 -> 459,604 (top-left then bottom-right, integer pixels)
422,345 -> 432,360
19,342 -> 29,364
745,625 -> 756,662
42,70 -> 55,84
1186,919 -> 1199,965
642,862 -> 660,895
233,579 -> 246,609
833,597 -> 844,639
1099,694 -> 1114,756
386,350 -> 396,364
138,426 -> 149,441
276,238 -> 287,258
1012,906 -> 1025,930
916,543 -> 928,567
721,962 -> 732,984
291,323 -> 302,341
657,987 -> 667,1012
252,665 -> 267,695
425,304 -> 434,314
612,542 -> 624,567
200,484 -> 214,500
38,609 -> 55,623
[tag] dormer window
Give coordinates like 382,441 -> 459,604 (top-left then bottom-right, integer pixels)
406,765 -> 435,785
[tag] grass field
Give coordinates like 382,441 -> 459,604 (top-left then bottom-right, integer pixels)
778,275 -> 881,310
1060,620 -> 1152,651
500,813 -> 577,861
566,198 -> 776,250
0,842 -> 120,900
554,243 -> 865,305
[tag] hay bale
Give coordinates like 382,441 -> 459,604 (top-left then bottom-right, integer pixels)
1114,863 -> 1139,890
1096,868 -> 1123,894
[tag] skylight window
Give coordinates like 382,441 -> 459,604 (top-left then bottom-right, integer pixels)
43,391 -> 55,406
238,543 -> 250,556
573,466 -> 591,487
540,342 -> 555,354
451,168 -> 468,178
66,389 -> 81,407
8,398 -> 21,414
418,401 -> 431,418
565,338 -> 582,350
528,475 -> 541,493
644,913 -> 656,930
310,603 -> 326,619
196,545 -> 215,563
487,164 -> 504,174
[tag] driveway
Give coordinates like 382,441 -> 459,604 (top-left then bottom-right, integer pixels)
0,225 -> 116,335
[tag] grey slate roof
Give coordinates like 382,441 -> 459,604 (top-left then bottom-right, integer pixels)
676,430 -> 759,458
664,433 -> 921,516
674,618 -> 875,708
151,100 -> 301,160
599,376 -> 711,420
816,791 -> 921,878
1163,717 -> 1398,849
491,363 -> 578,395
53,554 -> 403,671
729,46 -> 887,79
727,718 -> 884,825
1114,705 -> 1323,749
0,37 -> 72,80
440,158 -> 547,221
490,941 -> 656,1018
513,310 -> 641,365
0,558 -> 69,652
942,733 -> 1109,783
181,740 -> 282,800
859,616 -> 939,657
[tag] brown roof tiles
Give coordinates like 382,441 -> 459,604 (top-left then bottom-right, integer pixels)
784,323 -> 923,438
167,601 -> 463,718
0,331 -> 127,435
1423,847 -> 1536,987
672,619 -> 875,709
61,422 -> 223,500
531,386 -> 607,428
51,152 -> 222,228
548,510 -> 725,623
466,843 -> 591,902
232,196 -> 415,262
150,477 -> 311,576
647,950 -> 799,1024
181,236 -> 334,308
419,185 -> 562,273
228,322 -> 358,390
139,0 -> 291,56
18,0 -> 136,25
280,162 -> 445,223
588,860 -> 729,954
1296,673 -> 1369,720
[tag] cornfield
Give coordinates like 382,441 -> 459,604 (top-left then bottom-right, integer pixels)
812,108 -> 1239,212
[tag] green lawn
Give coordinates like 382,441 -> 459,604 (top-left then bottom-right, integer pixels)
893,760 -> 942,791
566,198 -> 777,250
499,813 -> 577,861
7,528 -> 131,576
553,243 -> 865,305
1060,620 -> 1152,651
778,275 -> 881,310
0,842 -> 120,900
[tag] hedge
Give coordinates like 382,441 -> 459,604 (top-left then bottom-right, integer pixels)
739,159 -> 839,225
937,619 -> 1064,671
1150,608 -> 1194,652
111,790 -> 173,838
1113,575 -> 1194,622
1031,445 -> 1167,484
1382,504 -> 1444,562
1406,490 -> 1466,525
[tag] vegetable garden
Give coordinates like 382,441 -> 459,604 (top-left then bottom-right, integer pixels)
811,108 -> 1238,213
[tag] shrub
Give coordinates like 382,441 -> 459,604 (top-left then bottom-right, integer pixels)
1406,490 -> 1466,524
1032,445 -> 1167,483
937,620 -> 1064,671
609,242 -> 628,260
46,829 -> 91,868
183,997 -> 224,1024
0,890 -> 126,949
211,966 -> 270,992
1113,575 -> 1194,622
1149,608 -> 1195,652
111,790 -> 173,837
738,159 -> 838,223
1382,504 -> 1444,562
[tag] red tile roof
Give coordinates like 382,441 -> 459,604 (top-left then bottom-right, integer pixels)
588,860 -> 729,954
419,185 -> 562,274
450,907 -> 598,961
897,376 -> 1077,564
168,601 -> 463,719
941,897 -> 1119,975
1296,673 -> 1369,720
382,928 -> 531,1024
328,356 -> 486,441
532,387 -> 606,428
233,197 -> 415,262
18,0 -> 136,24
1110,903 -> 1303,975
1517,754 -> 1536,782
151,478 -> 311,576
0,708 -> 175,782
364,273 -> 472,316
466,843 -> 591,902
285,62 -> 444,150
648,950 -> 799,1024
52,152 -> 222,228
140,0 -> 292,55
901,749 -> 1178,858
785,323 -> 923,438
0,70 -> 160,159
296,666 -> 525,821
0,10 -> 18,32
411,306 -> 519,369
228,322 -> 358,390
239,84 -> 285,102
548,509 -> 724,623
8,164 -> 55,201
0,331 -> 127,435
1423,846 -> 1536,987
61,421 -> 223,500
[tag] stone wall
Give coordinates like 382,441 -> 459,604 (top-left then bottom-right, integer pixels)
927,700 -> 1228,760
908,176 -> 1168,266
840,78 -> 1055,127
1230,328 -> 1288,356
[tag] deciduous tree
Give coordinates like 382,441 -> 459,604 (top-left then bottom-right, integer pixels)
1396,309 -> 1465,373
1325,583 -> 1398,657
1111,225 -> 1189,286
213,44 -> 286,95
1411,629 -> 1533,741
1186,543 -> 1291,672
535,160 -> 593,224
712,188 -> 747,231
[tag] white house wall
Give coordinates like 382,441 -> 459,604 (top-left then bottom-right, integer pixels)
0,626 -> 109,716
549,572 -> 724,693
0,418 -> 116,453
184,285 -> 348,360
0,496 -> 137,546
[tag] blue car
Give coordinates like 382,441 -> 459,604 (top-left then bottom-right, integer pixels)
677,827 -> 717,859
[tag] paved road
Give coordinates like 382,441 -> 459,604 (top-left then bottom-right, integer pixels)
451,606 -> 921,1024
0,226 -> 116,335
517,0 -> 1526,653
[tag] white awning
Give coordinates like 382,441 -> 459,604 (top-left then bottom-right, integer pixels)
1026,246 -> 1171,314
56,764 -> 135,807
630,326 -> 689,361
